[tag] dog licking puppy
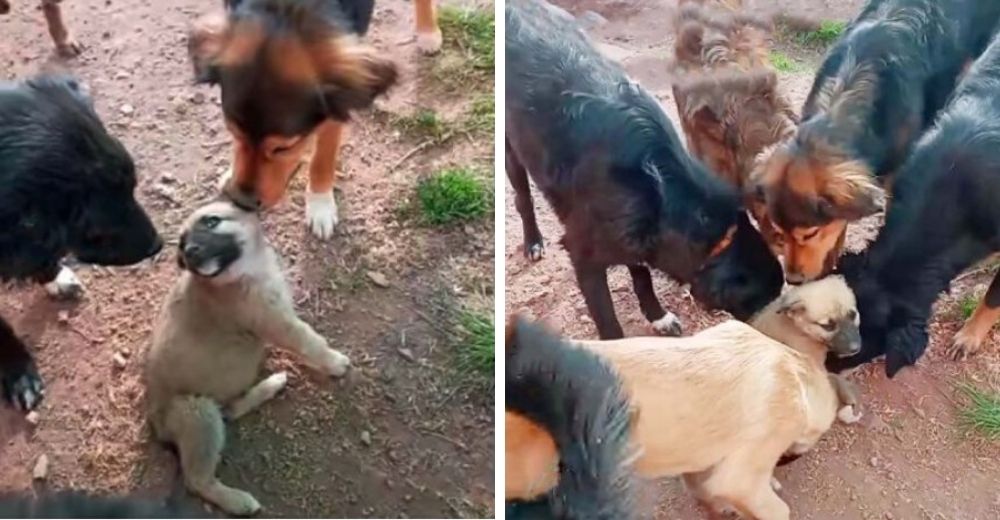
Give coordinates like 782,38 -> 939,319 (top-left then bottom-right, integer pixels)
143,199 -> 350,515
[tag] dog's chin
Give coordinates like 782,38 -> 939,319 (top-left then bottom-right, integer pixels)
187,258 -> 234,279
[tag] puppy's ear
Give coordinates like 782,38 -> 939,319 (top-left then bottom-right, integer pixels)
317,40 -> 398,119
821,161 -> 884,220
776,293 -> 806,318
176,232 -> 188,270
188,12 -> 229,84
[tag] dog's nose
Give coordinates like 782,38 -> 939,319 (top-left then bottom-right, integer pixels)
785,272 -> 806,285
147,236 -> 164,256
183,244 -> 202,257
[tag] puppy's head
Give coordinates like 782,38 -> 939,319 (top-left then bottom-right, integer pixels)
774,274 -> 861,358
177,200 -> 261,281
187,1 -> 398,209
749,135 -> 883,283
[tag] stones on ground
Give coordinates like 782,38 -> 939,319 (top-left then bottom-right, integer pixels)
119,103 -> 134,116
33,454 -> 49,480
57,311 -> 70,325
25,411 -> 39,426
360,430 -> 372,447
189,91 -> 206,104
366,271 -> 390,288
113,353 -> 128,369
397,348 -> 416,363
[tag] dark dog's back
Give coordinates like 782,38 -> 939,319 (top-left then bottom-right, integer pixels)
0,490 -> 202,518
505,317 -> 636,520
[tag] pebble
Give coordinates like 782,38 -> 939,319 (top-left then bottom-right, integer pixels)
870,456 -> 879,467
33,454 -> 49,480
57,310 -> 70,325
119,103 -> 134,116
366,271 -> 390,288
360,430 -> 372,446
397,348 -> 416,363
25,411 -> 39,426
113,353 -> 128,369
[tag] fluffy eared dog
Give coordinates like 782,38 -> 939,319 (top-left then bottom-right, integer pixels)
144,200 -> 351,515
831,32 -> 1000,377
0,75 -> 162,411
507,277 -> 861,520
505,317 -> 637,520
751,0 -> 1000,283
188,0 -> 402,239
506,0 -> 782,340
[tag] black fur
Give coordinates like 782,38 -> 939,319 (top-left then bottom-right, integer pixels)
0,74 -> 163,410
505,317 -> 637,520
505,0 -> 782,339
0,490 -> 202,518
177,212 -> 244,277
830,32 -> 1000,377
795,0 -> 1000,186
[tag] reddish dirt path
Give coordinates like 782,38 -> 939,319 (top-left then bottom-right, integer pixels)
505,1 -> 1000,518
0,0 -> 494,517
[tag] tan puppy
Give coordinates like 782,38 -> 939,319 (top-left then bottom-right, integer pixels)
143,200 -> 350,516
506,276 -> 861,520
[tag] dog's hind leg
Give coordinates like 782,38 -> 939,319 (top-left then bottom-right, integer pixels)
571,259 -> 624,339
414,0 -> 442,54
225,372 -> 288,420
306,120 -> 344,240
41,0 -> 81,57
948,268 -> 1000,360
506,138 -> 545,262
699,443 -> 790,520
628,265 -> 682,336
164,396 -> 261,516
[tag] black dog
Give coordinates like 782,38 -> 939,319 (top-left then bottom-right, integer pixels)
0,490 -> 201,518
829,32 -> 1000,377
505,0 -> 782,339
505,317 -> 637,520
0,75 -> 163,410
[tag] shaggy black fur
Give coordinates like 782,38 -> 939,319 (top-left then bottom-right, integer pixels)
829,32 -> 1000,377
796,0 -> 1000,185
505,0 -> 782,339
0,490 -> 201,518
505,317 -> 637,520
0,74 -> 163,410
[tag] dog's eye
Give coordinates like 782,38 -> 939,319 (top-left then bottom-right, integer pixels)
820,320 -> 837,332
801,228 -> 820,241
202,216 -> 221,229
847,309 -> 857,321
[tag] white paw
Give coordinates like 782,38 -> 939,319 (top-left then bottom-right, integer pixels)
220,489 -> 261,517
837,404 -> 862,424
651,312 -> 683,336
45,266 -> 84,300
306,191 -> 339,240
320,349 -> 351,377
216,165 -> 233,192
770,477 -> 782,492
261,371 -> 289,397
416,29 -> 443,55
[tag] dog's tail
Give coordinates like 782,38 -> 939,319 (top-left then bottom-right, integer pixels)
504,317 -> 637,520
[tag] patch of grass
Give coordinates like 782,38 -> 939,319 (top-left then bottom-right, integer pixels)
439,7 -> 494,71
392,108 -> 451,142
457,310 -> 494,381
769,51 -> 799,73
959,383 -> 1000,440
416,167 -> 491,226
958,292 -> 980,320
796,20 -> 846,47
462,95 -> 494,134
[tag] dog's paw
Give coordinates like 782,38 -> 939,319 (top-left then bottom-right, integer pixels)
651,312 -> 683,337
837,404 -> 862,424
319,349 -> 351,378
56,37 -> 83,58
2,363 -> 44,412
44,266 -> 84,300
525,242 -> 544,262
219,489 -> 261,517
946,327 -> 984,361
416,28 -> 443,55
260,371 -> 288,398
305,191 -> 339,240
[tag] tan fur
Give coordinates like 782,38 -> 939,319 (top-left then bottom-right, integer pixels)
143,201 -> 351,515
507,278 -> 861,519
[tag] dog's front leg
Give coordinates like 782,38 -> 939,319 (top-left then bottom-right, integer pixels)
41,0 -> 81,57
628,265 -> 682,336
571,259 -> 624,339
257,301 -> 350,377
0,316 -> 44,411
305,120 -> 345,240
828,374 -> 862,424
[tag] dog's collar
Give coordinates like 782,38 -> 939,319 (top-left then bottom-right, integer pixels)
699,224 -> 736,270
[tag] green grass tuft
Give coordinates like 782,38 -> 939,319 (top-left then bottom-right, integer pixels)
392,108 -> 451,141
958,383 -> 1000,440
797,20 -> 846,47
417,167 -> 491,226
769,51 -> 798,73
439,7 -> 494,71
457,311 -> 494,381
958,293 -> 980,320
463,95 -> 494,134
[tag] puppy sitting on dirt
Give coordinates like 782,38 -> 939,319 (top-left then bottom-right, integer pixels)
507,276 -> 861,519
143,200 -> 351,516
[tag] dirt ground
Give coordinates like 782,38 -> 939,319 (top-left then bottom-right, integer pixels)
0,0 -> 494,518
505,1 -> 1000,519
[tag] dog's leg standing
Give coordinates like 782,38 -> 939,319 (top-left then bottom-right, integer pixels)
41,0 -> 81,57
414,0 -> 442,55
571,259 -> 624,339
506,139 -> 544,262
224,372 -> 288,420
948,268 -> 1000,360
162,396 -> 261,516
628,265 -> 682,336
699,441 -> 791,520
828,374 -> 862,424
0,316 -> 43,411
305,120 -> 344,240
44,265 -> 84,300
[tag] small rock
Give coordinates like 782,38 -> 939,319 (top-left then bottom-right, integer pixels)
25,411 -> 39,426
158,172 -> 177,185
33,454 -> 49,480
114,70 -> 130,80
366,271 -> 390,288
870,456 -> 879,467
360,430 -> 372,446
112,353 -> 128,369
397,348 -> 416,363
57,311 -> 70,325
189,92 -> 206,104
120,348 -> 131,358
119,103 -> 134,116
885,513 -> 894,520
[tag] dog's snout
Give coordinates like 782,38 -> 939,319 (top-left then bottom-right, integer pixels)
148,236 -> 164,256
224,185 -> 262,212
785,272 -> 806,285
183,243 -> 202,257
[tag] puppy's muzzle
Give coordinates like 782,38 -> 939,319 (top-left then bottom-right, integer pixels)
831,326 -> 862,358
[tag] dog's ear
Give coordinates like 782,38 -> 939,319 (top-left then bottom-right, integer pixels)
776,293 -> 806,318
188,12 -> 230,84
176,231 -> 188,270
316,40 -> 398,119
821,161 -> 884,220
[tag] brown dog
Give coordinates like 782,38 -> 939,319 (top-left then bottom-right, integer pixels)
0,0 -> 81,57
671,0 -> 797,257
188,0 -> 436,239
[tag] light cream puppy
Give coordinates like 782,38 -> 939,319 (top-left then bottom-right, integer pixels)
143,200 -> 350,516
